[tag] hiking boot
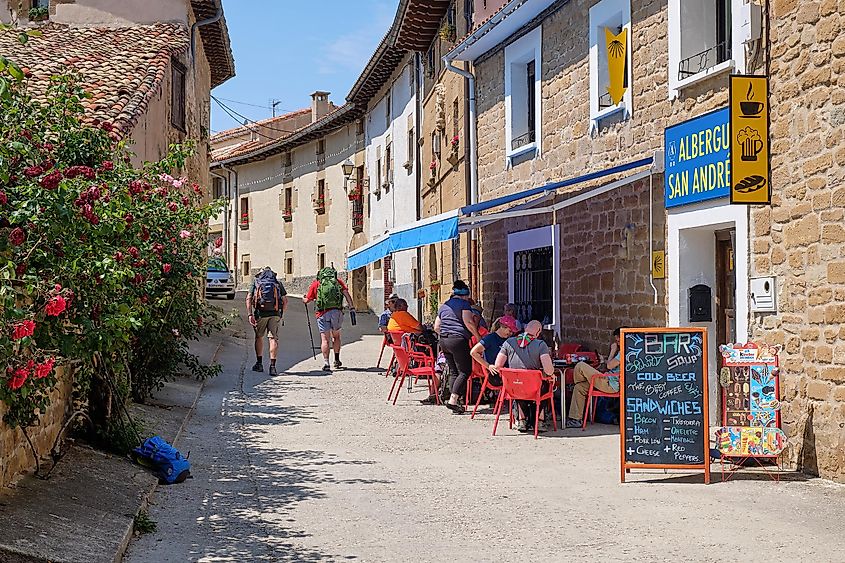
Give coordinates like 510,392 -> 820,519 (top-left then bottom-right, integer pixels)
268,365 -> 278,377
565,418 -> 582,429
334,359 -> 343,370
516,419 -> 528,432
251,360 -> 264,373
322,363 -> 331,372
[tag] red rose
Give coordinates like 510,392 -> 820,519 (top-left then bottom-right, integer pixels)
64,166 -> 95,180
163,263 -> 172,274
128,246 -> 140,259
167,202 -> 179,212
124,213 -> 134,225
115,251 -> 124,262
40,170 -> 62,190
152,243 -> 164,255
45,295 -> 67,317
21,130 -> 33,141
15,263 -> 26,276
181,196 -> 190,206
42,143 -> 54,152
12,320 -> 36,340
140,295 -> 149,304
100,161 -> 114,171
9,227 -> 26,246
9,367 -> 28,390
0,192 -> 7,205
140,227 -> 150,242
34,358 -> 55,379
23,166 -> 43,178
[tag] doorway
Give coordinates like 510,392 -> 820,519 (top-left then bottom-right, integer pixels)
351,267 -> 367,313
715,229 -> 736,422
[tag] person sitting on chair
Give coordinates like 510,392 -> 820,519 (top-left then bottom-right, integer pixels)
387,298 -> 423,334
565,326 -> 624,428
378,294 -> 398,340
494,320 -> 555,433
470,315 -> 518,386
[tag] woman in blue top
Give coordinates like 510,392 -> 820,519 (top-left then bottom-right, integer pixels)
434,280 -> 481,413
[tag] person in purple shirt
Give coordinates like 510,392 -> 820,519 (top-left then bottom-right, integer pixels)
433,280 -> 481,413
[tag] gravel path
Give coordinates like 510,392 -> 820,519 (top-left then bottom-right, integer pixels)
126,298 -> 845,562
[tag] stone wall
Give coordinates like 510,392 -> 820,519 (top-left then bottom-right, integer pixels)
0,367 -> 72,489
748,0 -> 845,481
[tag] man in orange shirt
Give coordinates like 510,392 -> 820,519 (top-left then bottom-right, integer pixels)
387,298 -> 422,334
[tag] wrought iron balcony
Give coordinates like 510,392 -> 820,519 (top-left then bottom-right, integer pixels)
678,41 -> 731,81
511,130 -> 536,151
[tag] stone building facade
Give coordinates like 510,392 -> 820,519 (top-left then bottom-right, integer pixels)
748,0 -> 845,481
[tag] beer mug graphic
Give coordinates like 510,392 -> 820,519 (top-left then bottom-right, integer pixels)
737,127 -> 763,162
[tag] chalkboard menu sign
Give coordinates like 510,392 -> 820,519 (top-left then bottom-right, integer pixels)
620,328 -> 710,484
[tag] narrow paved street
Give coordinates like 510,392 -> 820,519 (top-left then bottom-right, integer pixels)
125,296 -> 845,562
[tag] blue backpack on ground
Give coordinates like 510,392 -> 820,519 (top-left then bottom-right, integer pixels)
132,436 -> 191,485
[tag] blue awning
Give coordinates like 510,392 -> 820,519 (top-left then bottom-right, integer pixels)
462,157 -> 653,215
347,210 -> 459,271
346,157 -> 654,270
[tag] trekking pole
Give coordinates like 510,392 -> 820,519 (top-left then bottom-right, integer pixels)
304,301 -> 318,360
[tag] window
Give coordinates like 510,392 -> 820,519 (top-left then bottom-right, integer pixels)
239,197 -> 249,226
385,143 -> 392,188
356,119 -> 365,137
318,246 -> 326,270
283,151 -> 292,168
32,0 -> 49,8
284,251 -> 293,276
589,0 -> 632,130
385,90 -> 392,127
374,259 -> 382,280
504,26 -> 542,161
212,177 -> 224,200
241,254 -> 251,279
407,128 -> 415,172
284,187 -> 292,211
171,59 -> 186,132
452,99 -> 460,139
316,179 -> 326,214
464,0 -> 473,31
669,0 -> 738,98
426,47 -> 435,78
375,146 -> 382,199
316,139 -> 325,155
353,166 -> 364,232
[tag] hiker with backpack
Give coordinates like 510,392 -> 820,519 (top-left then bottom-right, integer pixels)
247,267 -> 288,376
303,266 -> 355,371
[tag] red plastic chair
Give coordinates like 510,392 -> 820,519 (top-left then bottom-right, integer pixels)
377,333 -> 389,367
470,363 -> 502,419
582,372 -> 620,430
387,337 -> 439,405
493,368 -> 557,439
382,331 -> 406,377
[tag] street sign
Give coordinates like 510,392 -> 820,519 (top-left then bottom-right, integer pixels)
730,75 -> 771,204
620,328 -> 710,484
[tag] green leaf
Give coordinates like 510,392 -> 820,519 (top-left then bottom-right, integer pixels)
17,33 -> 28,45
26,30 -> 44,38
0,77 -> 7,101
8,62 -> 24,81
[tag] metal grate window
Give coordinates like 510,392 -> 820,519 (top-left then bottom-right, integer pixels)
513,246 -> 554,326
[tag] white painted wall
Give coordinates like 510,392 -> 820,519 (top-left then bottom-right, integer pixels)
364,57 -> 419,309
668,198 -> 749,423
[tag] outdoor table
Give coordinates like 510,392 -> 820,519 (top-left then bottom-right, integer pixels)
553,360 -> 576,425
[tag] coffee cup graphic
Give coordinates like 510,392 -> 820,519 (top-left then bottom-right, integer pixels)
740,100 -> 764,116
737,127 -> 763,161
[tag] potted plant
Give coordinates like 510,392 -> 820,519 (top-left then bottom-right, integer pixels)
439,22 -> 456,42
314,197 -> 326,213
240,211 -> 249,227
282,208 -> 293,222
447,135 -> 460,165
347,183 -> 362,201
28,6 -> 48,22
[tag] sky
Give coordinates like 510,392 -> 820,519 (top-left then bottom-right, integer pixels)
211,0 -> 396,133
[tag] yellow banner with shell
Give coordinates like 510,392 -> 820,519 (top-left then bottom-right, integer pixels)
605,27 -> 628,106
730,75 -> 770,204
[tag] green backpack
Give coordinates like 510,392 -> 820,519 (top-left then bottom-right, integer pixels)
316,267 -> 343,311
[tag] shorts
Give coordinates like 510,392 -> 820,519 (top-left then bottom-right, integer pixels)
316,309 -> 343,333
255,315 -> 280,340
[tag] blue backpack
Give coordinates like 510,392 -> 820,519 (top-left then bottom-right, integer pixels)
132,436 -> 191,485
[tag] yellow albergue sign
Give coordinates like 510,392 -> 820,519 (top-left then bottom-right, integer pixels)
730,75 -> 770,204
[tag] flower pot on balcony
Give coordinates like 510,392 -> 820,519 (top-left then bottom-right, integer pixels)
446,153 -> 459,166
282,211 -> 293,222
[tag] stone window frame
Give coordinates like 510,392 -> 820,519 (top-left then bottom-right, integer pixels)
667,0 -> 752,100
504,25 -> 542,164
170,58 -> 187,133
588,0 -> 632,134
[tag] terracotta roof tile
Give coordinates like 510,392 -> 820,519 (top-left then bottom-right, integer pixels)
209,108 -> 311,143
0,22 -> 188,138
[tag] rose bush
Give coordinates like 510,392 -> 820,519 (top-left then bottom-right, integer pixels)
0,62 -> 228,435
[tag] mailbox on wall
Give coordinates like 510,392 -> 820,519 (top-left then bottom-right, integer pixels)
689,284 -> 712,322
750,276 -> 777,313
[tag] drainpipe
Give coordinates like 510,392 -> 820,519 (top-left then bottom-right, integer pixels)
221,163 -> 239,284
445,59 -> 478,292
190,1 -> 223,60
413,53 -> 424,321
210,169 -> 229,264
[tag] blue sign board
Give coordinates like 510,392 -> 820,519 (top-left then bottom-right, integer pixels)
664,107 -> 731,208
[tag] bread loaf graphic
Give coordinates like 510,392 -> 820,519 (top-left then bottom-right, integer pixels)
734,175 -> 766,193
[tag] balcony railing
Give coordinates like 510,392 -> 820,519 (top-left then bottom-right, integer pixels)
282,208 -> 293,222
678,41 -> 732,81
511,130 -> 536,151
352,213 -> 364,233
